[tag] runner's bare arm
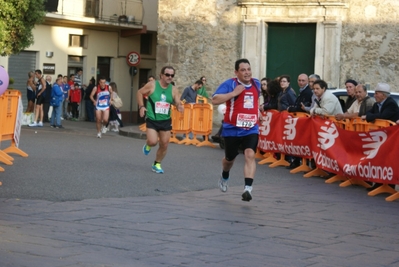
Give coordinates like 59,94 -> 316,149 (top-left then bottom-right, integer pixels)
137,81 -> 154,108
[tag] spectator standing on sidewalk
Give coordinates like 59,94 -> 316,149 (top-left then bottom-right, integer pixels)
62,76 -> 70,120
108,82 -> 124,132
85,77 -> 96,122
50,77 -> 64,128
70,82 -> 81,121
43,75 -> 53,123
26,71 -> 36,113
29,69 -> 47,127
212,58 -> 261,202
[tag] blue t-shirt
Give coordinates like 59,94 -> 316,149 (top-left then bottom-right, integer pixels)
213,78 -> 261,137
63,83 -> 70,99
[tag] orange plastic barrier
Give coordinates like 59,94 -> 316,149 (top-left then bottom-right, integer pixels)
196,95 -> 208,104
170,104 -> 193,144
0,90 -> 29,174
139,123 -> 146,132
0,94 -> 8,172
169,103 -> 215,148
352,118 -> 395,131
190,103 -> 215,148
1,90 -> 28,157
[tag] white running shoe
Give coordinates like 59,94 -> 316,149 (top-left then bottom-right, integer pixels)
97,132 -> 101,138
101,126 -> 107,134
38,121 -> 43,127
241,186 -> 253,202
28,122 -> 38,127
218,176 -> 229,192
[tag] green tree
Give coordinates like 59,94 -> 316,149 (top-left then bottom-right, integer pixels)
0,0 -> 46,56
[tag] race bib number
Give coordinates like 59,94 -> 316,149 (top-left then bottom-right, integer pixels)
96,91 -> 110,110
236,113 -> 257,128
155,102 -> 170,114
243,95 -> 254,109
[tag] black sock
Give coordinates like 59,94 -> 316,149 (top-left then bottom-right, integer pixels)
245,178 -> 253,187
154,161 -> 160,165
222,171 -> 229,179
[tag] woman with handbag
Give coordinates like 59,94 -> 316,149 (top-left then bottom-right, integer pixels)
108,82 -> 124,132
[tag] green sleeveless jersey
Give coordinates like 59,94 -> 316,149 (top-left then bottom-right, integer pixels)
146,80 -> 174,121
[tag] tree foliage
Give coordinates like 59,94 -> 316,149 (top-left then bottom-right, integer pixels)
0,0 -> 46,56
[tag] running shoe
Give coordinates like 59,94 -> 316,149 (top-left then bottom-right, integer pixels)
37,121 -> 43,127
142,144 -> 151,155
152,163 -> 164,174
241,186 -> 253,202
28,122 -> 38,127
219,176 -> 229,192
101,126 -> 108,134
97,132 -> 101,138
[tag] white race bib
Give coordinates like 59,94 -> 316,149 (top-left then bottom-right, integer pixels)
236,113 -> 257,128
155,102 -> 170,114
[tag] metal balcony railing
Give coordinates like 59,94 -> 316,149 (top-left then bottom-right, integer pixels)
49,0 -> 143,25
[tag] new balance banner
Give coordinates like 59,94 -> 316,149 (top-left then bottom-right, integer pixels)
258,111 -> 399,184
259,111 -> 313,158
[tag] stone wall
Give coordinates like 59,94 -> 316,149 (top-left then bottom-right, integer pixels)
157,0 -> 241,96
340,0 -> 399,90
157,0 -> 399,93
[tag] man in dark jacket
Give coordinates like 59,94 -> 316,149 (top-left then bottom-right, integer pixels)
286,73 -> 313,169
362,83 -> 399,122
287,73 -> 313,113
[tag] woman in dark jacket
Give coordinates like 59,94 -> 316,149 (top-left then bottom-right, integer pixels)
85,77 -> 96,122
277,75 -> 297,111
261,79 -> 281,111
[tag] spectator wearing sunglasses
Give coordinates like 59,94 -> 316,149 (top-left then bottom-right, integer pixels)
197,76 -> 209,99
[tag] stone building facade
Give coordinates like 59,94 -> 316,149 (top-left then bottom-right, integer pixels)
157,0 -> 399,94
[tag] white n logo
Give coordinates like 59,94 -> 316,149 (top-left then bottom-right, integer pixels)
283,117 -> 297,140
318,121 -> 339,150
259,112 -> 273,136
359,131 -> 387,160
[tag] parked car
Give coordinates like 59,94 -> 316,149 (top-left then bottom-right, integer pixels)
329,89 -> 399,110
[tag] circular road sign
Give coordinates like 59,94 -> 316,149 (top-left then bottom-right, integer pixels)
126,51 -> 140,66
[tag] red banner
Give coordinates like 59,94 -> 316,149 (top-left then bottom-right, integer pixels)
259,111 -> 313,158
258,111 -> 399,184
